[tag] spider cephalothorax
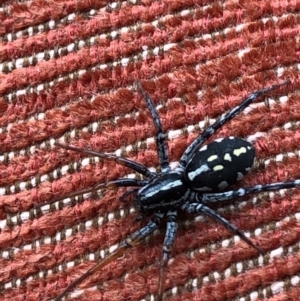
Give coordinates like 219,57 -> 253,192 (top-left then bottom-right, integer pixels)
41,79 -> 296,301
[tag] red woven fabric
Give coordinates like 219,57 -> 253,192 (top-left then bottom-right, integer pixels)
1,1 -> 300,300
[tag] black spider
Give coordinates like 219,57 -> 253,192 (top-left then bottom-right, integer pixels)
45,79 -> 295,301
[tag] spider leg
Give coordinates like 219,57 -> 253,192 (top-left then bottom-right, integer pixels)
54,212 -> 164,301
179,80 -> 290,168
200,180 -> 300,204
136,81 -> 170,172
55,142 -> 156,179
36,178 -> 148,208
120,188 -> 140,203
181,203 -> 264,254
158,210 -> 178,301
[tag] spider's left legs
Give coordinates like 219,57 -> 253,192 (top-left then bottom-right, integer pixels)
157,210 -> 178,301
179,80 -> 290,168
200,180 -> 300,204
54,212 -> 164,301
55,142 -> 156,179
136,81 -> 170,172
181,203 -> 264,254
36,178 -> 148,208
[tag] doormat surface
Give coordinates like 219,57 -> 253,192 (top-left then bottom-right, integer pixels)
1,1 -> 300,301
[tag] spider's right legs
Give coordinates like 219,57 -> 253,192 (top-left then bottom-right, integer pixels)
200,180 -> 300,204
181,202 -> 264,254
136,81 -> 170,172
179,80 -> 290,168
54,212 -> 164,301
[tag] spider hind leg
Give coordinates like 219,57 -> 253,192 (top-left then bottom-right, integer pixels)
54,212 -> 164,301
181,202 -> 265,254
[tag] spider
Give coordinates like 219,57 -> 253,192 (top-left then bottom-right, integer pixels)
44,79 -> 296,301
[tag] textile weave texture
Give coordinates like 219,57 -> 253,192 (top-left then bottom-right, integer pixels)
1,1 -> 300,301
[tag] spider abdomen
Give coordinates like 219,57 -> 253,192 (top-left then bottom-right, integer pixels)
185,137 -> 255,192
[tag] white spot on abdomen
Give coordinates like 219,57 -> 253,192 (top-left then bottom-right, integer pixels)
224,153 -> 232,161
218,181 -> 229,189
207,155 -> 218,162
237,172 -> 244,181
215,138 -> 224,143
233,147 -> 247,156
199,145 -> 208,152
213,165 -> 224,171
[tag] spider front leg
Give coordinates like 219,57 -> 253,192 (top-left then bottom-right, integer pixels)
54,142 -> 156,179
37,141 -> 155,208
181,202 -> 264,254
54,212 -> 164,301
137,81 -> 170,172
179,80 -> 290,168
